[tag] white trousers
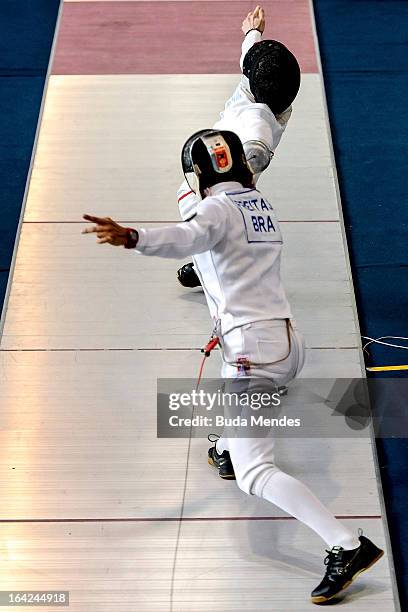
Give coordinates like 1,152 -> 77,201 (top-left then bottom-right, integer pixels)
220,318 -> 305,383
216,319 -> 359,550
217,318 -> 305,493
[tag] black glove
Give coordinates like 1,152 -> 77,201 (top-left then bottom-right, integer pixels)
177,262 -> 201,288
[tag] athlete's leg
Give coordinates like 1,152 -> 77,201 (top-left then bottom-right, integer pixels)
220,321 -> 360,550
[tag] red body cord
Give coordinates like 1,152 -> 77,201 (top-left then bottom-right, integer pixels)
197,337 -> 220,388
197,355 -> 207,388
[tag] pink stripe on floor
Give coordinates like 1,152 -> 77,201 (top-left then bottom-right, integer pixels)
52,1 -> 318,74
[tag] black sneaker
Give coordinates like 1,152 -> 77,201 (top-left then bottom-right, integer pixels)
207,434 -> 236,480
311,532 -> 384,604
177,262 -> 201,288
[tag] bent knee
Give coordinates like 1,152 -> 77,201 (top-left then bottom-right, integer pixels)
235,464 -> 280,497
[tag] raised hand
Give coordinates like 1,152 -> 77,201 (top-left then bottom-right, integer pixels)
242,5 -> 265,36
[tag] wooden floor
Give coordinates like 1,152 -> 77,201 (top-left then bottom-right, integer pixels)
0,1 -> 399,610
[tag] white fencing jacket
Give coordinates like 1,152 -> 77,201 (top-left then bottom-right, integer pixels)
137,181 -> 292,336
178,30 -> 292,222
213,29 -> 290,153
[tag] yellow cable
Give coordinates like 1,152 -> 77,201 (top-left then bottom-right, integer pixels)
367,365 -> 408,372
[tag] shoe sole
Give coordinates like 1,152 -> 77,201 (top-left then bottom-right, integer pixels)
311,549 -> 384,604
208,456 -> 236,480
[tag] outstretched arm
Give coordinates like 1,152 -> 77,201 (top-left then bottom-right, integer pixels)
240,6 -> 265,70
82,199 -> 228,260
240,5 -> 293,128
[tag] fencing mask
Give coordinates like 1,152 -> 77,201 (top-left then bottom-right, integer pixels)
243,40 -> 301,116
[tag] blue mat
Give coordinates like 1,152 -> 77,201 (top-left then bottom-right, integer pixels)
0,0 -> 60,74
0,77 -> 46,267
314,0 -> 408,606
0,272 -> 8,313
0,0 -> 60,317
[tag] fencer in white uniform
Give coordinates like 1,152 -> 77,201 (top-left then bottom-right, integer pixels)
177,13 -> 294,224
177,28 -> 289,222
83,129 -> 384,604
177,9 -> 300,289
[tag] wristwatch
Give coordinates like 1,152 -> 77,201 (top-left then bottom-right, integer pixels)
124,228 -> 139,249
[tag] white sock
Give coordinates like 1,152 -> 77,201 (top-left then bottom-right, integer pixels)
259,470 -> 360,550
215,437 -> 228,455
